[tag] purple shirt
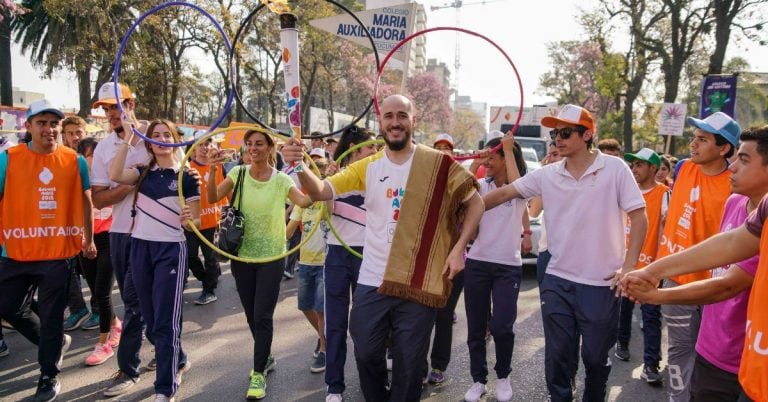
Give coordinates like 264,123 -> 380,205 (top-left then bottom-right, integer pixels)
695,194 -> 759,374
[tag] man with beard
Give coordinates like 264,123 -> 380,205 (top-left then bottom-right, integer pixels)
281,94 -> 484,401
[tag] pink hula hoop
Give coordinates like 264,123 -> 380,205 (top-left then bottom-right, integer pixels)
372,27 -> 524,160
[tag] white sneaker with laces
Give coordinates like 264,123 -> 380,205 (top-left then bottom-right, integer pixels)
464,382 -> 486,402
496,377 -> 513,401
326,393 -> 343,402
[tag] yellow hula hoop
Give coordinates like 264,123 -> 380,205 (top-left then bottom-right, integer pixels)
324,139 -> 385,259
178,124 -> 325,263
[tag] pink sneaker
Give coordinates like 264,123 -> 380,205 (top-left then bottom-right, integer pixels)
108,320 -> 122,349
85,343 -> 114,366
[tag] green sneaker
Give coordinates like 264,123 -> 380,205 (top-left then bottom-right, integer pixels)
247,370 -> 266,400
265,355 -> 276,375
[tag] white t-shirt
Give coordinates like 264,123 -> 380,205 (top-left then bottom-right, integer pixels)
467,179 -> 526,266
327,150 -> 412,287
90,132 -> 150,234
512,152 -> 645,286
327,191 -> 366,247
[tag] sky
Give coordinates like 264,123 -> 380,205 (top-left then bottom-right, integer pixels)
9,0 -> 768,113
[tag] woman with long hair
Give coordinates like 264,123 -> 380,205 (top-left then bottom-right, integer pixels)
109,116 -> 200,402
323,126 -> 378,402
77,137 -> 122,366
206,129 -> 311,400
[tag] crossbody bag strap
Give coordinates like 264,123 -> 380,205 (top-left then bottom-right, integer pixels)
232,166 -> 246,210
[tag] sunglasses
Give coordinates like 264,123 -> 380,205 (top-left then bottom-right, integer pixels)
549,126 -> 587,141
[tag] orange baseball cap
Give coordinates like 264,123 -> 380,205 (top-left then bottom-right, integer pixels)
541,104 -> 595,132
92,82 -> 135,109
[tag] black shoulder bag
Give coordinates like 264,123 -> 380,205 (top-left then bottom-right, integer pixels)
217,166 -> 246,255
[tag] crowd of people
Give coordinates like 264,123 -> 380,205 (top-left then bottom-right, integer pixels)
0,84 -> 767,402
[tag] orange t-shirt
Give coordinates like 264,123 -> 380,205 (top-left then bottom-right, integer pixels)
740,197 -> 768,400
2,145 -> 85,261
634,183 -> 669,268
191,161 -> 227,230
657,160 -> 731,285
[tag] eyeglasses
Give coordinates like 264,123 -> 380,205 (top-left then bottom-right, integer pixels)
549,126 -> 586,141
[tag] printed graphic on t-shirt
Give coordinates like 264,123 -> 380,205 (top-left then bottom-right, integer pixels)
386,186 -> 404,242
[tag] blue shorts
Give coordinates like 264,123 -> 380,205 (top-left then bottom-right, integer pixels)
298,264 -> 324,312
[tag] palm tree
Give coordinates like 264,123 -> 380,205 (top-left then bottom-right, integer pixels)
11,0 -> 135,116
0,1 -> 26,106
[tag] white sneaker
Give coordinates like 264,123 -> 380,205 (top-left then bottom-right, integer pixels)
153,393 -> 175,402
464,382 -> 486,402
326,393 -> 343,402
496,377 -> 513,401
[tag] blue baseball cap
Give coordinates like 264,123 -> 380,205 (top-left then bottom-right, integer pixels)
687,112 -> 741,146
26,99 -> 64,120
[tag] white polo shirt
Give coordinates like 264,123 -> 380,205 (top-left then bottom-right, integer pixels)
90,131 -> 151,234
512,152 -> 644,286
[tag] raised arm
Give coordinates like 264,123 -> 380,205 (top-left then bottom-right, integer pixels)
281,138 -> 334,201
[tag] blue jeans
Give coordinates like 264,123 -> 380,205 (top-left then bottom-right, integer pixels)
298,264 -> 324,312
324,245 -> 362,394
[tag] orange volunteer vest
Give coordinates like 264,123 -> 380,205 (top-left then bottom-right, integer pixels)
2,145 -> 85,261
657,160 -> 731,284
191,161 -> 226,230
739,221 -> 768,400
635,183 -> 668,268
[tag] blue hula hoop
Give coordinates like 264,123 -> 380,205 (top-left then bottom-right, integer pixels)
112,1 -> 234,147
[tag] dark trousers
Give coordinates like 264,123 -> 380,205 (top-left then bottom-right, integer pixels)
536,249 -> 551,285
537,250 -> 580,379
428,270 -> 464,372
541,274 -> 619,402
284,228 -> 301,275
617,296 -> 662,366
230,259 -> 284,372
185,228 -> 221,293
324,245 -> 362,394
691,353 -> 743,401
79,232 -> 115,333
464,259 -> 521,383
349,284 -> 436,402
131,238 -> 187,397
110,232 -> 147,379
0,258 -> 71,377
67,257 -> 95,313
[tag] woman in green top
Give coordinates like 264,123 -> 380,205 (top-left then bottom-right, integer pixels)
206,130 -> 311,400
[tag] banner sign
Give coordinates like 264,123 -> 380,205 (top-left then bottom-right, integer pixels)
658,103 -> 687,137
309,3 -> 416,62
699,75 -> 737,119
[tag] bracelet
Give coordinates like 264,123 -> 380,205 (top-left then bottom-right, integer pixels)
523,229 -> 532,235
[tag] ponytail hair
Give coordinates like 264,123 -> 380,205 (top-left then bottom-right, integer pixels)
334,126 -> 375,167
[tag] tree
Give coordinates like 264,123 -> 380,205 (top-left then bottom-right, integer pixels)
707,0 -> 768,74
0,0 -> 26,106
12,0 -> 144,116
405,71 -> 452,136
449,109 -> 485,149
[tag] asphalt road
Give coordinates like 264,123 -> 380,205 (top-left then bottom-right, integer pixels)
0,265 -> 671,401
